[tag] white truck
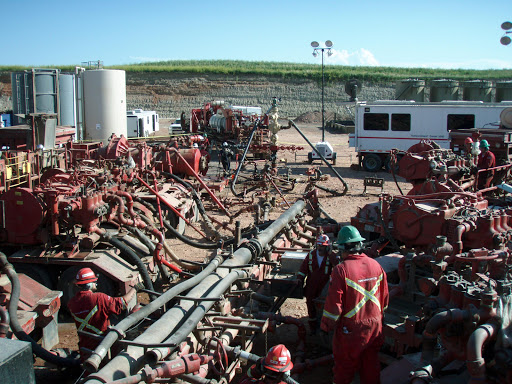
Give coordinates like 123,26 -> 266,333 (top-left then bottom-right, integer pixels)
349,100 -> 512,171
127,109 -> 159,138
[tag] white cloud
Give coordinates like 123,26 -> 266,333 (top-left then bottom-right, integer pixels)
327,48 -> 380,66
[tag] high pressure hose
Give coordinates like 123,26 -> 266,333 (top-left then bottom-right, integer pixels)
93,228 -> 155,294
84,254 -> 226,373
162,171 -> 216,233
0,252 -> 80,367
230,121 -> 260,198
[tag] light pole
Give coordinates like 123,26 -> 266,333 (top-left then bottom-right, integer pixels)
311,40 -> 333,142
501,21 -> 512,45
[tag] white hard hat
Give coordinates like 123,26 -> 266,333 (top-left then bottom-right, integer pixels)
223,142 -> 228,147
193,143 -> 199,148
37,144 -> 44,150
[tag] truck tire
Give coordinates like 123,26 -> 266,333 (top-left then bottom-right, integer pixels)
362,154 -> 383,172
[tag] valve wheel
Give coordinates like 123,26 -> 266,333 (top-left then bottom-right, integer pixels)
206,336 -> 229,376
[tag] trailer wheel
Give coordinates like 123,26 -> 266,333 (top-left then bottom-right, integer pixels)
362,154 -> 383,172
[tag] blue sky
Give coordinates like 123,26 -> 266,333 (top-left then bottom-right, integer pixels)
4,0 -> 511,70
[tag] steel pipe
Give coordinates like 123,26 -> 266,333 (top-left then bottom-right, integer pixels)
84,200 -> 306,383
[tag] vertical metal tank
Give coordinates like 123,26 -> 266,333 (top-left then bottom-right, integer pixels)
496,81 -> 512,102
429,79 -> 459,102
34,69 -> 59,114
11,69 -> 60,125
83,69 -> 127,142
395,79 -> 425,101
58,73 -> 76,127
461,80 -> 493,102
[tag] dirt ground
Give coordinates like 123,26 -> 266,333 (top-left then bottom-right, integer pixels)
33,119 -> 409,384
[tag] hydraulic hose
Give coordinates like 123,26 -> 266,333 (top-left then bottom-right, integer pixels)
161,171 -> 216,232
84,200 -> 306,383
0,252 -> 80,367
231,121 -> 260,198
84,254 -> 226,373
95,229 -> 154,293
127,227 -> 171,282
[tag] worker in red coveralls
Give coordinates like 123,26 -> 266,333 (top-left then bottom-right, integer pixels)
297,234 -> 338,335
320,226 -> 389,384
239,344 -> 294,384
67,267 -> 137,362
476,139 -> 496,189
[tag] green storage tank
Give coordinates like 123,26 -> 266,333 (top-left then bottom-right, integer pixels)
461,80 -> 493,102
496,81 -> 512,102
395,79 -> 425,101
429,79 -> 459,102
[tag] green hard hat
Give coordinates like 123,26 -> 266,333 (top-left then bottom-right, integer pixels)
337,225 -> 365,245
480,139 -> 490,149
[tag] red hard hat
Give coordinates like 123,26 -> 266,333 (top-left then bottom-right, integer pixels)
464,137 -> 473,144
263,344 -> 293,373
316,234 -> 331,246
75,267 -> 98,285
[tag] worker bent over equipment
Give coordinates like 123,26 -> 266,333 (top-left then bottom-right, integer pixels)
239,344 -> 294,384
67,267 -> 137,363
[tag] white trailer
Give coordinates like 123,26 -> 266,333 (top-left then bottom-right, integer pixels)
349,100 -> 512,172
127,109 -> 159,138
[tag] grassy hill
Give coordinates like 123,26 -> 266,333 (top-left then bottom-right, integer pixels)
1,60 -> 511,83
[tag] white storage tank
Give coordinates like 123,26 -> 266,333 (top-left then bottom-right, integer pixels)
83,69 -> 127,142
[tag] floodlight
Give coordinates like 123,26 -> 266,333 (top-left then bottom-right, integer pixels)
327,50 -> 333,57
311,41 -> 319,48
313,51 -> 318,57
325,40 -> 333,48
501,36 -> 512,46
502,21 -> 512,31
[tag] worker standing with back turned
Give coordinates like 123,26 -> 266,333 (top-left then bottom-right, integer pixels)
320,226 -> 389,384
297,234 -> 338,335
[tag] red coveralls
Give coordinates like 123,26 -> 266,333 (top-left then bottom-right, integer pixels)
297,249 -> 338,332
477,150 -> 496,189
68,290 -> 126,361
320,253 -> 389,384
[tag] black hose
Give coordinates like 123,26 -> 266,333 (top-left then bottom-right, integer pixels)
84,254 -> 225,372
105,235 -> 155,294
231,121 -> 260,198
0,252 -> 80,367
161,171 -> 216,233
127,227 -> 171,282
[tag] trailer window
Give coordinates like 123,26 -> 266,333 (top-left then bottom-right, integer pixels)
363,113 -> 389,131
391,114 -> 411,131
447,114 -> 475,131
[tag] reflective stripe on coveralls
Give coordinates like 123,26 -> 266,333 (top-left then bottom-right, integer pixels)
71,305 -> 104,335
308,251 -> 330,274
322,273 -> 384,321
